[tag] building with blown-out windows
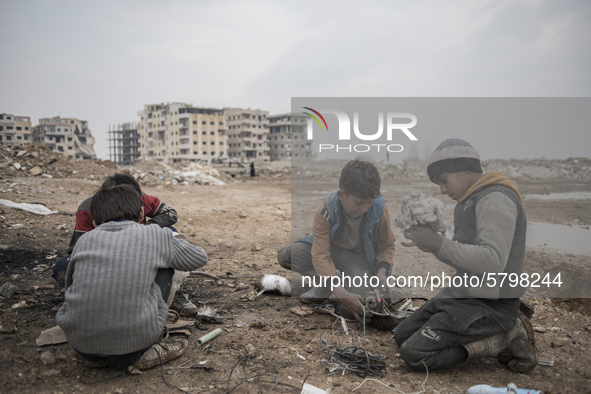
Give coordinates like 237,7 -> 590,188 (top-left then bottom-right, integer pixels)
31,116 -> 96,160
0,113 -> 32,148
224,107 -> 269,162
138,103 -> 227,163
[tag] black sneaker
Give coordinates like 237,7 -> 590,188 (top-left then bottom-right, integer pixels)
170,290 -> 198,317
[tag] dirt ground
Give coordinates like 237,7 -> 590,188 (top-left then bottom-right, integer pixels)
1,170 -> 590,394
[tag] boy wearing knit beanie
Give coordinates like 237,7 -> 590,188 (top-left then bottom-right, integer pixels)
394,138 -> 537,373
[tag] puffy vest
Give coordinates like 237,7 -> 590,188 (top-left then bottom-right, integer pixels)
451,184 -> 527,298
298,191 -> 390,275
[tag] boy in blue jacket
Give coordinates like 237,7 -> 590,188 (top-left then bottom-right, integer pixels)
278,159 -> 396,321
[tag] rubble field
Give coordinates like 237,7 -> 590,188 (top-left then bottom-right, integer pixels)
1,146 -> 590,393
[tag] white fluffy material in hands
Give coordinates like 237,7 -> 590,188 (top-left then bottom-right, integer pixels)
394,188 -> 450,232
260,274 -> 292,295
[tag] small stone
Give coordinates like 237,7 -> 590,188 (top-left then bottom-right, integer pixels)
41,369 -> 60,376
0,282 -> 17,299
41,174 -> 53,179
245,343 -> 256,357
13,163 -> 21,170
17,150 -> 27,156
12,300 -> 27,309
0,322 -> 17,334
40,351 -> 56,365
29,166 -> 43,176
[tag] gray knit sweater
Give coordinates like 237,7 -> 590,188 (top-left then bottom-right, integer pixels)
56,220 -> 208,355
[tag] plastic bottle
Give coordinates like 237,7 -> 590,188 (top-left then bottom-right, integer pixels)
467,384 -> 543,394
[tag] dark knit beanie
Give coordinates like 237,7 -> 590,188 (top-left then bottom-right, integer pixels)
427,138 -> 482,182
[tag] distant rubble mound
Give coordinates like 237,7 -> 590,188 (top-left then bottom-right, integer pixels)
0,143 -> 115,180
293,158 -> 591,181
0,144 -> 267,186
482,158 -> 591,180
251,161 -> 291,177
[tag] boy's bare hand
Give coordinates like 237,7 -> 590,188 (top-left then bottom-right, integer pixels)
333,286 -> 370,322
401,224 -> 444,253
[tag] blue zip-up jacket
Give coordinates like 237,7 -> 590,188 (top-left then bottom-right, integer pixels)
298,191 -> 395,276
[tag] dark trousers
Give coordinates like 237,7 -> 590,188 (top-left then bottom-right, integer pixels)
77,346 -> 151,367
278,241 -> 376,297
393,288 -> 519,371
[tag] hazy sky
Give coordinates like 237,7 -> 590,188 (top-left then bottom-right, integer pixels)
1,0 -> 589,160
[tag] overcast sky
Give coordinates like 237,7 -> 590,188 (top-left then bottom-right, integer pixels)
1,0 -> 589,160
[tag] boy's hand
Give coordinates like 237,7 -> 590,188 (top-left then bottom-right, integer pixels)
401,224 -> 444,253
333,286 -> 370,322
376,267 -> 392,298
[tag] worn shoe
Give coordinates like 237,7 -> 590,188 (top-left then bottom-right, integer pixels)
170,290 -> 198,317
503,314 -> 538,373
463,314 -> 537,373
300,285 -> 331,304
277,245 -> 292,270
136,338 -> 188,370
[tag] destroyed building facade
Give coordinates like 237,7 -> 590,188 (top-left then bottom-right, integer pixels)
224,107 -> 270,162
267,113 -> 312,161
108,122 -> 141,166
31,117 -> 96,160
138,103 -> 227,163
0,113 -> 32,148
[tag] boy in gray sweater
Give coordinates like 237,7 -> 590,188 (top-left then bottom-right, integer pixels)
394,139 -> 537,373
56,183 -> 208,369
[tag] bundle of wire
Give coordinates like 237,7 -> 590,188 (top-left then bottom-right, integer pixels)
319,340 -> 386,378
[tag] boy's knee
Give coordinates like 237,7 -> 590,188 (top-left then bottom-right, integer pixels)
393,326 -> 407,347
277,245 -> 292,270
52,255 -> 71,287
399,341 -> 430,371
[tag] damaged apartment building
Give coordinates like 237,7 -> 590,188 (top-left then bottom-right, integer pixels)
267,113 -> 313,161
224,108 -> 270,162
0,113 -> 32,148
31,117 -> 96,160
108,122 -> 141,166
138,103 -> 227,163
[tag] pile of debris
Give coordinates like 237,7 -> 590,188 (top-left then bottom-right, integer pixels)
119,159 -> 235,187
251,161 -> 291,177
0,143 -> 115,180
481,158 -> 591,180
294,158 -> 591,181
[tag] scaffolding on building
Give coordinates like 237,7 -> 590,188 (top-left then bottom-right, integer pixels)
108,122 -> 141,165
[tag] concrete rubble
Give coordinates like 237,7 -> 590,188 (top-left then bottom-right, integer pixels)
1,143 -> 292,187
293,157 -> 591,180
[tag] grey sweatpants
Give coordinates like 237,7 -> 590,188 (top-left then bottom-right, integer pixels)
394,288 -> 519,371
278,241 -> 376,297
